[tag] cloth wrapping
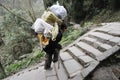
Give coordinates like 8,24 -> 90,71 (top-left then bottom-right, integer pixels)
31,11 -> 63,49
49,2 -> 67,20
41,11 -> 62,25
31,18 -> 53,38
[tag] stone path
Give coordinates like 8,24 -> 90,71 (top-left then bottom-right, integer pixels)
4,22 -> 120,80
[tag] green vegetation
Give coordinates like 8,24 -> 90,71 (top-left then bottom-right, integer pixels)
43,0 -> 120,23
0,0 -> 45,79
6,47 -> 45,75
60,27 -> 82,47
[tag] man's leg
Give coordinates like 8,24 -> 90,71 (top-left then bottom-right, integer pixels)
53,44 -> 62,63
53,49 -> 60,63
44,53 -> 52,70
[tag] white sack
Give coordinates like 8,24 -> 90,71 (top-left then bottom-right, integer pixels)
31,18 -> 53,38
49,2 -> 67,20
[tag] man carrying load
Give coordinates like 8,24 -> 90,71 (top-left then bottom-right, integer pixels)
32,2 -> 67,70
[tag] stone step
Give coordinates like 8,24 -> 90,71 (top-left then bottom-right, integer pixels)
6,66 -> 46,80
80,37 -> 103,50
76,42 -> 103,61
96,25 -> 120,36
98,44 -> 112,52
60,51 -> 73,61
109,37 -> 120,44
95,28 -> 111,33
67,46 -> 95,67
47,76 -> 58,80
45,66 -> 57,77
96,29 -> 120,37
65,45 -> 99,78
66,58 -> 99,79
99,45 -> 120,61
68,46 -> 86,57
80,37 -> 97,45
108,30 -> 120,36
81,60 -> 99,78
108,24 -> 120,30
78,55 -> 95,67
88,32 -> 114,41
68,74 -> 83,80
88,32 -> 116,46
81,37 -> 112,52
54,62 -> 68,80
63,59 -> 83,78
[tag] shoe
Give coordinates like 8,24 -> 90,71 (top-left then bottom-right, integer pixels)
53,59 -> 58,63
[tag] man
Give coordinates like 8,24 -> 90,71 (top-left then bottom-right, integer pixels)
32,2 -> 67,70
43,22 -> 67,70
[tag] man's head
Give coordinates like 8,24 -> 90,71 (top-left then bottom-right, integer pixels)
60,22 -> 67,32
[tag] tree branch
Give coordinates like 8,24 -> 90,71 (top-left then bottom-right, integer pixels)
0,2 -> 33,24
28,0 -> 36,22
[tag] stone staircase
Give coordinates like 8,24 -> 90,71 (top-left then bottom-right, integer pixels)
5,22 -> 120,80
53,22 -> 120,80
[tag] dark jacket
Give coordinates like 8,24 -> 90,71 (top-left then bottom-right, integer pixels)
43,30 -> 62,53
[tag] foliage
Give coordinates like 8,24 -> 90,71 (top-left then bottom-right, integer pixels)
0,0 -> 45,78
6,59 -> 29,75
43,0 -> 120,23
5,47 -> 45,75
1,9 -> 31,41
0,9 -> 36,77
91,9 -> 120,23
0,9 -> 34,61
60,27 -> 81,47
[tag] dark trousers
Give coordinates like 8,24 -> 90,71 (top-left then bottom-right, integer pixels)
44,48 -> 60,69
43,33 -> 62,69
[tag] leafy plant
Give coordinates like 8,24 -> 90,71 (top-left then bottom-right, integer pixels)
60,27 -> 82,47
5,47 -> 45,75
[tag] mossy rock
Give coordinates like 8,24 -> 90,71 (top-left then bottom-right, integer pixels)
12,41 -> 32,60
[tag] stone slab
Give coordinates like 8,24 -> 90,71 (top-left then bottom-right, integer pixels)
89,32 -> 114,41
93,41 -> 103,48
63,59 -> 83,78
108,25 -> 120,30
81,37 -> 97,45
81,37 -> 112,52
68,74 -> 83,80
98,44 -> 112,52
81,61 -> 99,77
47,76 -> 58,80
45,66 -> 56,77
54,62 -> 68,80
98,45 -> 120,61
109,37 -> 120,43
60,52 -> 73,61
68,46 -> 85,57
78,55 -> 94,64
76,42 -> 102,60
108,30 -> 120,36
78,55 -> 95,67
6,66 -> 46,80
96,28 -> 111,32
